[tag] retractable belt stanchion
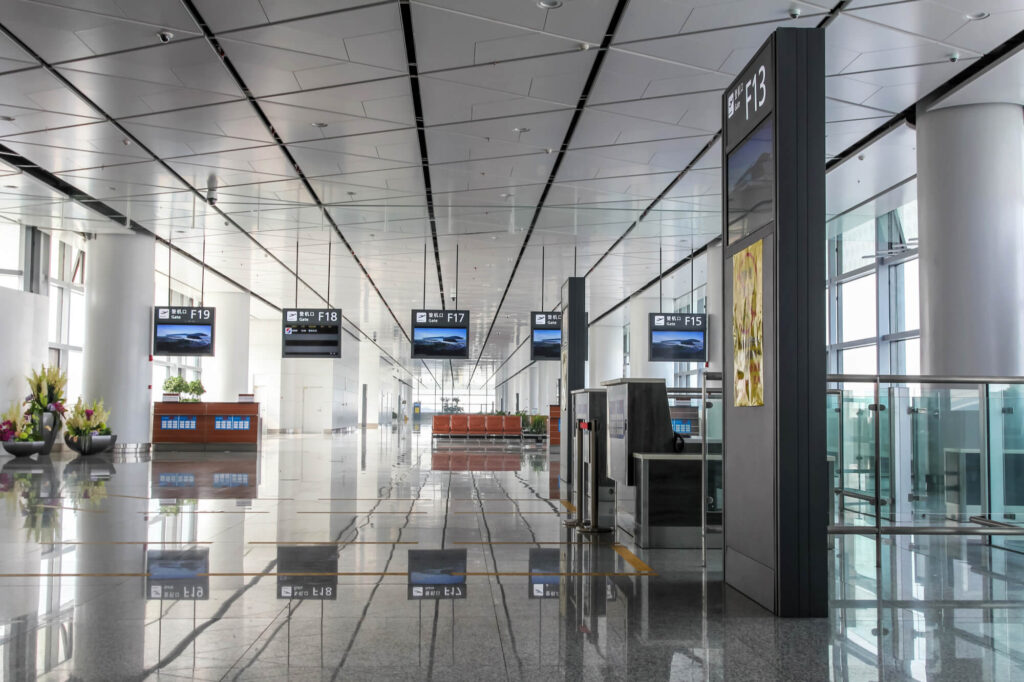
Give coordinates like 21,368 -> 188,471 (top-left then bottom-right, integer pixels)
564,420 -> 584,528
579,419 -> 612,534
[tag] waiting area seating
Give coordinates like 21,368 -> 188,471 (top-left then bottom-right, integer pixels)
431,414 -> 523,440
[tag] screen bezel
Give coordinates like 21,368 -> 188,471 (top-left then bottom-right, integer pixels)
152,307 -> 216,357
410,310 -> 470,360
281,308 -> 343,359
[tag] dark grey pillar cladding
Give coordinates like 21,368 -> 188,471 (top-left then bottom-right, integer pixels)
721,28 -> 827,618
560,277 -> 587,486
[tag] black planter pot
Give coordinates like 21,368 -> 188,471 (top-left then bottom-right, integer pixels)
1,440 -> 47,457
38,411 -> 60,456
64,433 -> 117,456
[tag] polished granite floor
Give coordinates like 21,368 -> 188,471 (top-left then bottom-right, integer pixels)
1,427 -> 1023,681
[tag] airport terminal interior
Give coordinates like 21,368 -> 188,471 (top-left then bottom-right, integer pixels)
1,0 -> 1024,680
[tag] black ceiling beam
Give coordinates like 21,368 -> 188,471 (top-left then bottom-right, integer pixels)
398,0 -> 446,310
466,0 -> 631,385
825,24 -> 1024,172
0,143 -> 428,388
178,0 -> 418,347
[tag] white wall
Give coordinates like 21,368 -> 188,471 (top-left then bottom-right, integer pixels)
249,318 -> 282,430
358,341 -> 380,427
0,287 -> 48,410
201,291 -> 251,401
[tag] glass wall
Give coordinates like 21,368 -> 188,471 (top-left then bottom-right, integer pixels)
827,196 -> 920,376
674,285 -> 707,388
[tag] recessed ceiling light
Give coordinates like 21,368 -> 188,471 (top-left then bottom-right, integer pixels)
122,138 -> 132,146
3,184 -> 16,189
513,127 -> 530,134
312,121 -> 328,128
537,0 -> 562,8
0,115 -> 14,122
965,11 -> 990,20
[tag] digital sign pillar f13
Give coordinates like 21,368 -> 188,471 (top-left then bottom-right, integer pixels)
721,28 -> 827,619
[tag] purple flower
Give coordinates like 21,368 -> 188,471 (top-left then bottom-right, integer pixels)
85,409 -> 94,418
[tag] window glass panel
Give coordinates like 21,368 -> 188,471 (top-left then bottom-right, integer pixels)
0,273 -> 20,290
891,259 -> 919,332
840,274 -> 876,342
841,345 -> 877,374
897,200 -> 918,243
67,350 -> 82,404
68,289 -> 85,347
0,226 -> 19,270
890,338 -> 920,375
48,284 -> 62,344
839,218 -> 875,274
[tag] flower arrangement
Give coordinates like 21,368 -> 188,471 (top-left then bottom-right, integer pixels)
0,403 -> 36,442
25,365 -> 68,423
64,399 -> 112,438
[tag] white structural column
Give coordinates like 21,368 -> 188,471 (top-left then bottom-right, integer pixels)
201,291 -> 251,401
917,103 -> 1024,376
83,233 -> 155,443
589,323 -> 623,386
705,243 -> 724,373
629,294 -> 675,384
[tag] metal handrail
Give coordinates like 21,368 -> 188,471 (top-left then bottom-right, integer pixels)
828,374 -> 1024,385
828,372 -> 1024,563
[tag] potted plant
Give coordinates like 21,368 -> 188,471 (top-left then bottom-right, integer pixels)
64,398 -> 117,456
162,376 -> 206,402
0,403 -> 46,457
25,365 -> 67,455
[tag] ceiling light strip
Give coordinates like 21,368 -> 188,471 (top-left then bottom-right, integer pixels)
177,2 -> 420,346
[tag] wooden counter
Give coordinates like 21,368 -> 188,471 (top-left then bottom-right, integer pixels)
153,402 -> 260,445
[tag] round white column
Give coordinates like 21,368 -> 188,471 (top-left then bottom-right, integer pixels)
629,294 -> 675,384
588,323 -> 623,386
917,103 -> 1024,376
83,233 -> 155,444
201,291 -> 251,401
705,243 -> 724,373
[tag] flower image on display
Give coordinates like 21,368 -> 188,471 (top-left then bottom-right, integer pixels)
732,240 -> 764,407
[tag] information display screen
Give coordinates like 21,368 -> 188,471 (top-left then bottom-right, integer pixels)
282,308 -> 342,358
649,313 -> 708,363
407,549 -> 467,600
530,311 -> 562,361
146,549 -> 209,600
277,546 -> 338,600
528,548 -> 560,599
726,116 -> 774,244
411,310 -> 469,359
153,307 -> 215,356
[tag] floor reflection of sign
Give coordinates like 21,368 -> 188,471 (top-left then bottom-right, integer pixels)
146,549 -> 209,600
408,549 -> 467,600
528,548 -> 560,599
277,546 -> 338,600
158,473 -> 195,487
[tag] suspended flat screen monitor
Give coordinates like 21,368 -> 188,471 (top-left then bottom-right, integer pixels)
530,311 -> 562,361
411,310 -> 469,359
281,308 -> 342,358
153,307 -> 215,356
726,116 -> 774,244
649,313 -> 707,363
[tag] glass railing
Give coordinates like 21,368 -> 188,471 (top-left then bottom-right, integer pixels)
828,375 -> 1024,561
